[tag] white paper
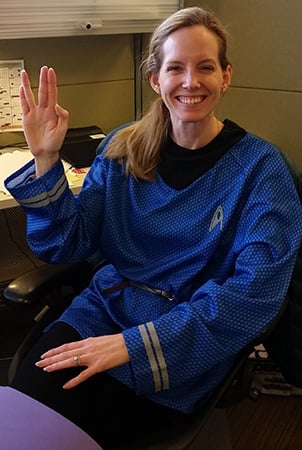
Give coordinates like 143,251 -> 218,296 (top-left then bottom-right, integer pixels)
0,149 -> 74,195
0,60 -> 24,132
0,150 -> 32,194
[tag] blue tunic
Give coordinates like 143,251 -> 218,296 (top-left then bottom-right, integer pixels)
5,127 -> 302,413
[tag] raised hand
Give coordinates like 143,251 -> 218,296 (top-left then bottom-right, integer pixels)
20,66 -> 69,176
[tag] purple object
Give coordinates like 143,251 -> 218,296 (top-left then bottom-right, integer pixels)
0,386 -> 103,450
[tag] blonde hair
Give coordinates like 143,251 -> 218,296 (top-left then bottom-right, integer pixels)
105,6 -> 230,181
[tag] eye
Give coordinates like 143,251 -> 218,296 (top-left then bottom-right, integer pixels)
166,65 -> 182,73
200,65 -> 215,73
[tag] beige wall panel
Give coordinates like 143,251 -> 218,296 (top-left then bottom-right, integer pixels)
140,34 -> 156,115
0,35 -> 134,85
142,80 -> 157,114
0,34 -> 134,146
198,0 -> 302,91
56,80 -> 135,132
217,88 -> 302,170
0,79 -> 134,147
145,1 -> 302,91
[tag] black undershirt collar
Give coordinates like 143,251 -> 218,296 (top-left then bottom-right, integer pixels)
158,119 -> 247,190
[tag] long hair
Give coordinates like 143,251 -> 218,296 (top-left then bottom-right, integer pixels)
105,6 -> 230,181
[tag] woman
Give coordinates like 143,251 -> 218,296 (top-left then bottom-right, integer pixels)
5,6 -> 302,449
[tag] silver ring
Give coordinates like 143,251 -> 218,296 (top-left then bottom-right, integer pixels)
74,355 -> 81,367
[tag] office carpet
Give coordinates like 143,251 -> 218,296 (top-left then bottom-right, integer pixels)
227,394 -> 302,450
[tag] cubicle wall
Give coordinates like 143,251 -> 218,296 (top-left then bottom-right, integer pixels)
192,0 -> 302,170
0,34 -> 135,147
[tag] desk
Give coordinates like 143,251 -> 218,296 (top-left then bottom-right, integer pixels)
0,147 -> 88,209
0,386 -> 103,450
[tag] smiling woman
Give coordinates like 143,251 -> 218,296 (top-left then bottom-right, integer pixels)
4,5 -> 302,450
105,8 -> 233,178
148,25 -> 232,149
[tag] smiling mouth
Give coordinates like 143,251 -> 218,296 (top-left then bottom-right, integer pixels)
177,96 -> 206,105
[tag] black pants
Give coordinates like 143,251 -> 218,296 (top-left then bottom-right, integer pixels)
10,322 -> 193,449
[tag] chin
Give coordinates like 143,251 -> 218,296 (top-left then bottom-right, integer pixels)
178,115 -> 206,124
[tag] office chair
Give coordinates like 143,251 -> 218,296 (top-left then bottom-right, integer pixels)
2,139 -> 302,449
0,205 -> 47,383
2,255 -> 288,450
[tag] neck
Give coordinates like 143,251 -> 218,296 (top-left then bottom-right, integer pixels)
171,117 -> 223,150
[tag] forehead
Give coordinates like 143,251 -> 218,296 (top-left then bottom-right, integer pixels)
161,25 -> 220,63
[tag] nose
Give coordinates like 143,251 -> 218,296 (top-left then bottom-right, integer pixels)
182,69 -> 201,90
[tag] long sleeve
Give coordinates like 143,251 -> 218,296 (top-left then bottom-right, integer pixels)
4,154 -> 109,263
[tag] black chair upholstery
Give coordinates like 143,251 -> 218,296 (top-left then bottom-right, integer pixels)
264,148 -> 302,389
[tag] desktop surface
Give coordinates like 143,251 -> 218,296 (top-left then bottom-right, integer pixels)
0,386 -> 103,450
0,147 -> 88,209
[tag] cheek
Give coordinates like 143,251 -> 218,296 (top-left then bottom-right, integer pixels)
160,86 -> 176,105
158,76 -> 179,95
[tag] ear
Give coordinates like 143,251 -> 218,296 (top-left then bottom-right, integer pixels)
149,72 -> 161,95
221,64 -> 232,93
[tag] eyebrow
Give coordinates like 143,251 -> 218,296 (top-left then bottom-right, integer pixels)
164,58 -> 217,65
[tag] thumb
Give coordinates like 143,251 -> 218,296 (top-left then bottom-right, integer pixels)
55,103 -> 69,121
55,103 -> 69,133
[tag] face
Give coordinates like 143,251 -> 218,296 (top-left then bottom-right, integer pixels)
149,25 -> 232,131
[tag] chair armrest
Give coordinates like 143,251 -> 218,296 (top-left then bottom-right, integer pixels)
3,261 -> 93,308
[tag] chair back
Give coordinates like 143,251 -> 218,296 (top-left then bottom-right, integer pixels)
264,149 -> 302,387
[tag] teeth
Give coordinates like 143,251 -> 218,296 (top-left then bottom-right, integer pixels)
178,96 -> 204,104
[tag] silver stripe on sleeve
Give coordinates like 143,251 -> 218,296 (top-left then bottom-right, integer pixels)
138,322 -> 169,392
146,322 -> 169,390
139,324 -> 162,392
19,175 -> 68,208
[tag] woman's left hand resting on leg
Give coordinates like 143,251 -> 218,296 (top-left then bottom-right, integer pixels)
35,334 -> 130,389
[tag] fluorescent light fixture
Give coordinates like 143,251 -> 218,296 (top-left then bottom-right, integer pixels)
0,0 -> 182,39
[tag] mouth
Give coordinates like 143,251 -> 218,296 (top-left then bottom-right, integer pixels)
177,95 -> 207,105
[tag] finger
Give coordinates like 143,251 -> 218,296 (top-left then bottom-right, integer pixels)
47,67 -> 58,107
38,66 -> 49,107
19,85 -> 29,115
40,340 -> 83,359
55,103 -> 69,135
20,69 -> 36,109
55,103 -> 69,122
36,354 -> 82,371
63,367 -> 95,390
